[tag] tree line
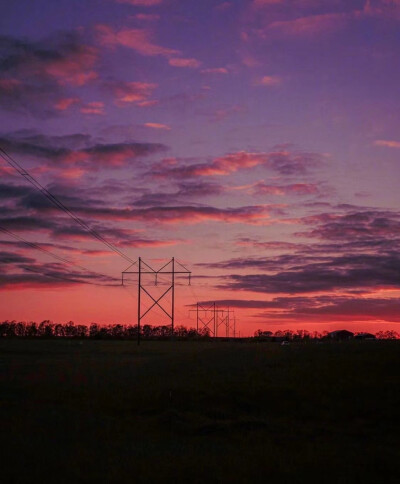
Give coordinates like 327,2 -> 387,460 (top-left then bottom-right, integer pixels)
254,329 -> 399,340
0,320 -> 210,340
0,320 -> 398,340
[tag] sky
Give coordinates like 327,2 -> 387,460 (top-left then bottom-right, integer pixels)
1,0 -> 400,336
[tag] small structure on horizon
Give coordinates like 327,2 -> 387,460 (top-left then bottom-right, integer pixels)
355,332 -> 376,340
328,330 -> 354,340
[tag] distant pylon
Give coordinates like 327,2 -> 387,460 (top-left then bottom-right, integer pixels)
122,257 -> 191,345
190,303 -> 236,338
189,302 -> 216,337
227,310 -> 236,338
216,307 -> 236,337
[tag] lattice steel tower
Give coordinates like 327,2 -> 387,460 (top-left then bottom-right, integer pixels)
122,257 -> 191,344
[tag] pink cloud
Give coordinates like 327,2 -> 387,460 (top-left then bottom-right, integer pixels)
151,150 -> 322,179
0,135 -> 165,173
0,279 -> 70,291
117,238 -> 183,248
241,54 -> 262,68
54,97 -> 80,111
42,45 -> 98,86
0,78 -> 22,91
80,101 -> 105,115
109,81 -> 157,106
60,145 -> 148,167
235,238 -> 305,251
205,152 -> 268,175
251,182 -> 320,196
31,199 -> 273,226
116,0 -> 163,5
0,164 -> 15,176
144,122 -> 171,130
0,33 -> 99,93
210,105 -> 244,122
54,98 -> 104,115
136,99 -> 159,107
265,12 -> 349,37
187,152 -> 265,176
134,13 -> 160,20
253,0 -> 284,6
71,205 -> 273,225
201,67 -> 229,74
256,75 -> 282,86
96,25 -> 178,56
374,139 -> 400,148
51,232 -> 182,249
58,167 -> 87,179
168,57 -> 202,68
75,249 -> 113,257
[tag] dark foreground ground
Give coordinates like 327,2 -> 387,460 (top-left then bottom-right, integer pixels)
1,339 -> 399,483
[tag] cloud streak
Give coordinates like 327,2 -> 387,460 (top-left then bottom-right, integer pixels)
150,150 -> 323,179
264,13 -> 350,38
253,295 -> 400,323
116,0 -> 163,5
0,132 -> 167,172
374,139 -> 400,149
97,25 -> 178,57
105,81 -> 157,106
168,57 -> 201,68
0,32 -> 98,86
35,204 -> 273,225
204,209 -> 400,295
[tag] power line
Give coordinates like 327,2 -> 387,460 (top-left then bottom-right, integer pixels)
0,146 -> 136,264
20,265 -> 114,287
0,225 -> 120,284
0,260 -> 116,287
0,226 -> 74,265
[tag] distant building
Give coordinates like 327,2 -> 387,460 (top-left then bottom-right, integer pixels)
354,332 -> 376,340
328,330 -> 354,340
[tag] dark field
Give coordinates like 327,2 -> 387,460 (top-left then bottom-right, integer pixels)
1,340 -> 399,483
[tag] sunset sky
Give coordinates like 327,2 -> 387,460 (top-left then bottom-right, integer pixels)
1,0 -> 400,335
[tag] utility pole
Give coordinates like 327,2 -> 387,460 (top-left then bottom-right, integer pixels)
122,257 -> 191,345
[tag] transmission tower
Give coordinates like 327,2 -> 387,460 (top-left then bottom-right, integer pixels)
122,257 -> 191,345
189,302 -> 216,337
228,312 -> 236,338
216,307 -> 228,337
190,303 -> 236,338
216,307 -> 235,337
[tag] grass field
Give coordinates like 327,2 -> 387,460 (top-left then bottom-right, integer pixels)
1,339 -> 399,483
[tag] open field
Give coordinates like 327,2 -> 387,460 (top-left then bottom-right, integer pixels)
1,339 -> 400,483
